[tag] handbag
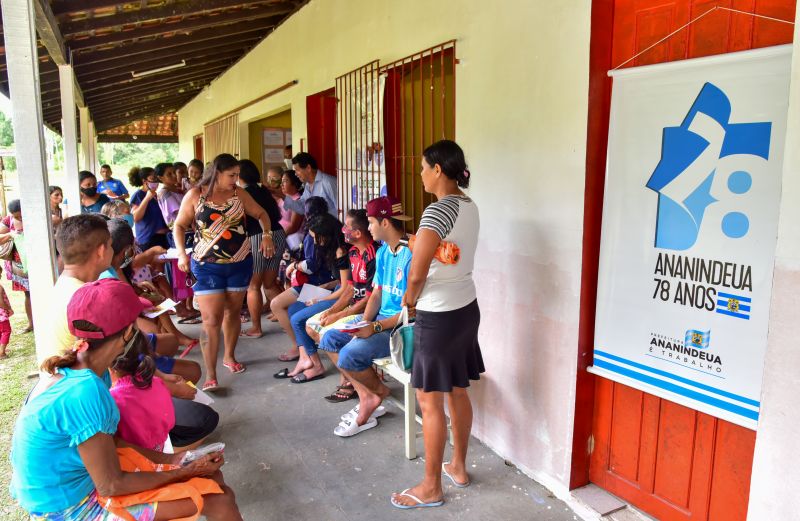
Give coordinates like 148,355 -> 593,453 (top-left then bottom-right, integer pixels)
389,306 -> 415,372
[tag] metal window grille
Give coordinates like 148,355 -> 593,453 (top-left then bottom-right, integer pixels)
382,41 -> 456,228
334,41 -> 456,227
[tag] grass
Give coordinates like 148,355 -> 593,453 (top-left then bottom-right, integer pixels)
0,278 -> 39,521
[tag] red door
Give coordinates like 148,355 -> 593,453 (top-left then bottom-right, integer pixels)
306,87 -> 337,176
586,2 -> 796,520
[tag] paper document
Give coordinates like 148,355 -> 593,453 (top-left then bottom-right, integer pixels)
143,299 -> 178,318
158,248 -> 191,261
297,284 -> 332,303
333,321 -> 372,333
187,381 -> 215,405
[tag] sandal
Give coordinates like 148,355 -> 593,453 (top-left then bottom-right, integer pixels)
178,340 -> 199,359
177,314 -> 202,325
333,416 -> 378,437
390,489 -> 444,510
202,379 -> 220,392
278,352 -> 300,362
442,462 -> 471,488
341,405 -> 386,422
239,330 -> 264,338
291,373 -> 325,384
223,361 -> 246,374
239,312 -> 250,324
274,368 -> 291,379
324,385 -> 358,403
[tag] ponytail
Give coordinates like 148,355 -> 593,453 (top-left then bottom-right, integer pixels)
41,351 -> 78,375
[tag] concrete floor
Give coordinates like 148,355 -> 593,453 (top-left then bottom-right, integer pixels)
176,318 -> 583,521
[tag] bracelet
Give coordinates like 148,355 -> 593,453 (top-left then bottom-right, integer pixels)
265,230 -> 274,239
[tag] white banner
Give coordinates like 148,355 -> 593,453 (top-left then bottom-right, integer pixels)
590,46 -> 793,429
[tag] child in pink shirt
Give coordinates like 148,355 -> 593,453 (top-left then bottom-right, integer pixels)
0,266 -> 13,358
110,372 -> 175,451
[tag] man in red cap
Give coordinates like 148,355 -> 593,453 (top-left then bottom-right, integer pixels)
318,196 -> 413,437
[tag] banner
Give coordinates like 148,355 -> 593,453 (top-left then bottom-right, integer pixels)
590,46 -> 792,429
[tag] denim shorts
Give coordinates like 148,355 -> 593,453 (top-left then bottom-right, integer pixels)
190,256 -> 253,295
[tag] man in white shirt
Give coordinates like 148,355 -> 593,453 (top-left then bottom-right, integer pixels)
281,152 -> 338,217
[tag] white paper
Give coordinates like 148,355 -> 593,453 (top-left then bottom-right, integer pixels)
192,387 -> 215,406
143,299 -> 178,318
332,320 -> 371,331
296,284 -> 332,303
158,248 -> 191,261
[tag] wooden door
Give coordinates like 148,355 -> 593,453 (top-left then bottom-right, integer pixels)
306,87 -> 337,176
193,134 -> 203,162
588,2 -> 796,520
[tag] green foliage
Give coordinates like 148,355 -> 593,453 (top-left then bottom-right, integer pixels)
0,112 -> 17,171
97,142 -> 179,174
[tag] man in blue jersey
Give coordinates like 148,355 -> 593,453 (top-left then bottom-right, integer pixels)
319,196 -> 412,437
97,164 -> 129,201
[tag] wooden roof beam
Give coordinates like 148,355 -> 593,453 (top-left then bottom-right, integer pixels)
71,20 -> 274,65
67,6 -> 290,50
91,92 -> 195,118
78,62 -> 228,95
31,0 -> 85,106
61,0 -> 283,35
52,1 -> 138,16
95,106 -> 187,131
83,71 -> 220,101
74,39 -> 259,77
88,83 -> 204,112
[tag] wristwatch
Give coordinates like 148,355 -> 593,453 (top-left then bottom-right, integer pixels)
372,321 -> 384,334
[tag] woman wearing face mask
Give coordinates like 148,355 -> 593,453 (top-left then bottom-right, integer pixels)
79,171 -> 111,214
129,166 -> 170,250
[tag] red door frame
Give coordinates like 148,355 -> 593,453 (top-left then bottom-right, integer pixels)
570,0 -> 615,489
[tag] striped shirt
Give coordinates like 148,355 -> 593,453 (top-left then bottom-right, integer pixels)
417,195 -> 480,312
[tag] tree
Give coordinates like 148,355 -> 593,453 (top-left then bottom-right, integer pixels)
97,142 -> 179,174
0,111 -> 17,171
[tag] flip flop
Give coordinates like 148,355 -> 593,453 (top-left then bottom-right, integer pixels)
239,330 -> 264,338
333,416 -> 378,437
324,385 -> 358,403
278,352 -> 300,362
177,314 -> 202,324
274,368 -> 291,379
442,462 -> 471,488
341,405 -> 386,422
291,373 -> 325,384
390,489 -> 444,510
202,379 -> 220,392
178,340 -> 199,359
223,361 -> 246,374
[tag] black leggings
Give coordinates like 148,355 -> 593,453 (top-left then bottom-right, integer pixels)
169,398 -> 219,448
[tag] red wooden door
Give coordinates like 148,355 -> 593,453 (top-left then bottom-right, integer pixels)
588,2 -> 796,520
306,87 -> 337,176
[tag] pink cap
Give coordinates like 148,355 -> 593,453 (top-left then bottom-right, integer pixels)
67,279 -> 152,340
366,196 -> 412,221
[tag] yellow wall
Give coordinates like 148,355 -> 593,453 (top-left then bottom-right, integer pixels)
179,0 -> 591,493
246,109 -> 292,170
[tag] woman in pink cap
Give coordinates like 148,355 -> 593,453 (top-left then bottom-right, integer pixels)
9,278 -> 242,520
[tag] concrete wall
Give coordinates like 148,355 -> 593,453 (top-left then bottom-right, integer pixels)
747,8 -> 800,520
179,0 -> 591,491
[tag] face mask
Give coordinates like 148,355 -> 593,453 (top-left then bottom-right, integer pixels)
284,159 -> 293,169
147,182 -> 159,190
122,214 -> 135,228
343,228 -> 356,244
81,187 -> 98,197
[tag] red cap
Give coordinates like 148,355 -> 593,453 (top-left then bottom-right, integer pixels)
366,196 -> 412,221
67,279 -> 152,340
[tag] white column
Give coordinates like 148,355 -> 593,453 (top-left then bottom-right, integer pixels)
58,65 -> 80,216
88,120 -> 97,172
747,9 -> 800,521
0,0 -> 57,357
79,106 -> 91,171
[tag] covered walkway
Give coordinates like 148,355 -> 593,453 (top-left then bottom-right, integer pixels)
177,319 -> 586,521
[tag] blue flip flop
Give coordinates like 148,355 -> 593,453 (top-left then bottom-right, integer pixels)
442,462 -> 471,488
390,489 -> 444,509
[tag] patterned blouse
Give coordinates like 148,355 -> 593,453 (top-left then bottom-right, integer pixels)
192,189 -> 251,264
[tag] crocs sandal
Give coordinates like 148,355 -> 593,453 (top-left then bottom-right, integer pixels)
341,404 -> 386,422
178,340 -> 199,359
223,361 -> 246,374
390,490 -> 444,510
442,462 -> 471,488
202,379 -> 220,392
333,416 -> 378,437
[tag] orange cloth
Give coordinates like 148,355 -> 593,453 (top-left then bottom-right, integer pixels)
97,448 -> 223,521
407,234 -> 461,265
